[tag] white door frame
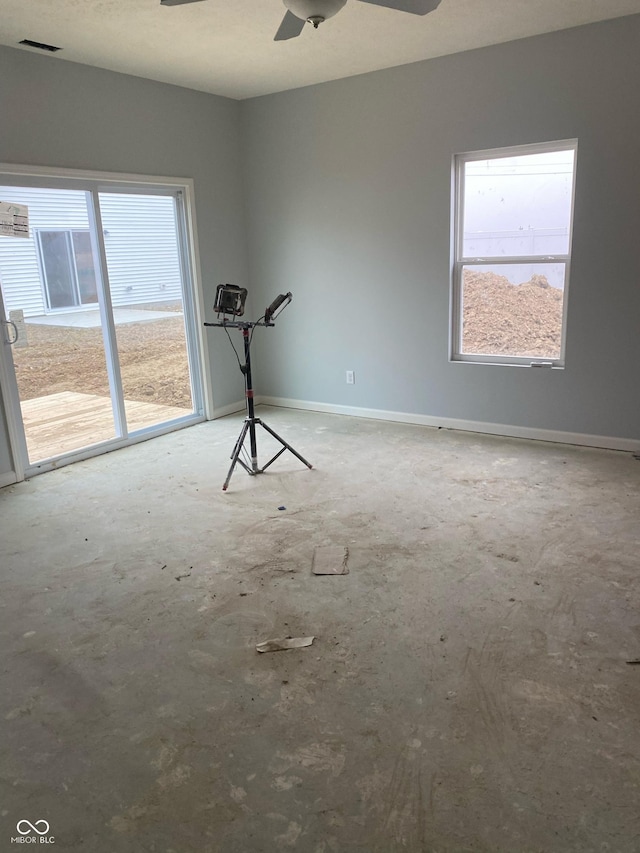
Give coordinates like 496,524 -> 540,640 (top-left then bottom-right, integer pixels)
0,289 -> 27,484
0,163 -> 212,482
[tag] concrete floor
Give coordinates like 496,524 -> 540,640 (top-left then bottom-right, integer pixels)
1,406 -> 639,852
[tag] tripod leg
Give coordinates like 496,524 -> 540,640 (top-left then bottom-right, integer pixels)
258,419 -> 313,471
223,421 -> 250,491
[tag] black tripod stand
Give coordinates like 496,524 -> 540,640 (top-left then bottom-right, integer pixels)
204,320 -> 313,491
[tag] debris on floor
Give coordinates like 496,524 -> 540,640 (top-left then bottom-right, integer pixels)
278,505 -> 286,511
174,568 -> 192,581
626,659 -> 640,665
312,545 -> 349,575
256,636 -> 315,653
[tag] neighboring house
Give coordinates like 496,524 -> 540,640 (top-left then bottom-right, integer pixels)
0,187 -> 182,317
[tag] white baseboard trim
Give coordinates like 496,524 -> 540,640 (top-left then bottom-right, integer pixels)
258,396 -> 640,453
0,470 -> 18,489
210,400 -> 246,420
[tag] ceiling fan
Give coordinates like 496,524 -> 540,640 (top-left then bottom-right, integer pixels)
160,0 -> 442,42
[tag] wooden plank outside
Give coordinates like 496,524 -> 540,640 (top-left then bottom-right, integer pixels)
20,391 -> 190,462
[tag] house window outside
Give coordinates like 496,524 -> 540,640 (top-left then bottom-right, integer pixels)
452,141 -> 577,366
37,229 -> 98,311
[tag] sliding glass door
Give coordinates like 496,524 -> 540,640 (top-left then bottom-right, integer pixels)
99,192 -> 196,433
38,229 -> 99,310
0,174 -> 204,473
0,186 -> 117,462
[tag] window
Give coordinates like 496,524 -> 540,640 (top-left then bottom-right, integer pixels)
37,229 -> 98,310
452,140 -> 577,366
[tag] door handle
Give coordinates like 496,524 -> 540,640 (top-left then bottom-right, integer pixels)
2,319 -> 18,345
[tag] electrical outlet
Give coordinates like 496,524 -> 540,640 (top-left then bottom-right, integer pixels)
346,370 -> 355,385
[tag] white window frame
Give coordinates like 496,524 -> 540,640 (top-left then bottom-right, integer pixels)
35,227 -> 98,312
451,139 -> 578,368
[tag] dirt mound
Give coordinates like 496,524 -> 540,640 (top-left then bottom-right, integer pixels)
462,269 -> 563,358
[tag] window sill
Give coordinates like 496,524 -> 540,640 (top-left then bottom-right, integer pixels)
450,356 -> 565,369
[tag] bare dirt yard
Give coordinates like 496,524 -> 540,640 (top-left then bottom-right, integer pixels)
462,269 -> 563,358
13,312 -> 193,410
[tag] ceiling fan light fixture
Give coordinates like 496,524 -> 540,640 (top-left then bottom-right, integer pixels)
275,0 -> 440,41
283,0 -> 347,25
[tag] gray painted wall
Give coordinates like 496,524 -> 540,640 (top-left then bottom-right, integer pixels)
0,44 -> 248,477
241,15 -> 640,441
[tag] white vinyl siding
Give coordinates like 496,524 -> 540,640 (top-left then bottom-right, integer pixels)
0,187 -> 89,317
99,193 -> 182,308
0,188 -> 182,316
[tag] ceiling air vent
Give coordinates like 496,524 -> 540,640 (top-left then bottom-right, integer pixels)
19,39 -> 62,52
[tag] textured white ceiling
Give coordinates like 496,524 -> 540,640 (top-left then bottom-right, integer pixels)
2,0 -> 640,100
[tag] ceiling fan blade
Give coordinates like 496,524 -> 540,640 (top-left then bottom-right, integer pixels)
357,0 -> 441,15
274,10 -> 306,41
160,0 -> 206,6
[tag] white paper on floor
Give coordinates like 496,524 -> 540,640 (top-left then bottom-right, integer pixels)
256,636 -> 315,653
